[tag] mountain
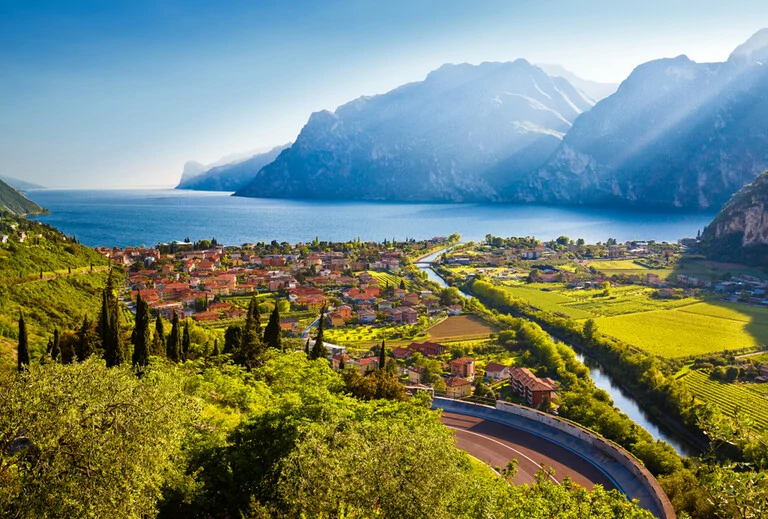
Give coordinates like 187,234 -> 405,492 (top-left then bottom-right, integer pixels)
701,170 -> 768,267
536,64 -> 619,101
177,144 -> 291,191
235,60 -> 594,202
518,29 -> 768,210
0,176 -> 44,191
0,179 -> 47,216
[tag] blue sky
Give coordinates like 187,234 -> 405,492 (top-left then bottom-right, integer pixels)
2,0 -> 767,188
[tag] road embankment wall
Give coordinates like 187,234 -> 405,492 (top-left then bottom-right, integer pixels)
433,397 -> 675,519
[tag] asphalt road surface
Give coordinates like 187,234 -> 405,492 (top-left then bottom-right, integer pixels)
441,412 -> 615,489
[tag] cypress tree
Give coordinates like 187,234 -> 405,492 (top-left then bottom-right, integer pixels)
98,288 -> 111,350
305,337 -> 311,356
131,292 -> 151,368
182,320 -> 191,361
46,338 -> 53,356
310,306 -> 328,360
76,315 -> 95,361
223,325 -> 241,355
378,339 -> 386,371
51,328 -> 60,362
167,312 -> 182,362
339,355 -> 346,371
103,283 -> 124,367
153,316 -> 166,356
237,296 -> 264,369
264,298 -> 282,350
211,338 -> 220,357
17,313 -> 30,372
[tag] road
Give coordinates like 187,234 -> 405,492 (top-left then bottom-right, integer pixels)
441,412 -> 615,489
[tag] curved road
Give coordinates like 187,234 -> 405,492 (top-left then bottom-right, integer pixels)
442,412 -> 615,489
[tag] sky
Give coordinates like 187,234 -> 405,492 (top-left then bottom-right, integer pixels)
2,0 -> 767,189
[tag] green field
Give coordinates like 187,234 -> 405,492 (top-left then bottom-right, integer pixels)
366,271 -> 413,290
682,370 -> 768,430
589,259 -> 674,279
594,308 -> 768,358
497,284 -> 595,319
325,323 -> 427,345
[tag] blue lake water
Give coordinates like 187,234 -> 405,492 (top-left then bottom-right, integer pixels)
27,189 -> 716,248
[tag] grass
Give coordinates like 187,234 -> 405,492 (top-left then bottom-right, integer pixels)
325,323 -> 427,345
365,271 -> 412,290
589,259 -> 675,279
682,370 -> 768,430
594,307 -> 768,358
426,315 -> 497,340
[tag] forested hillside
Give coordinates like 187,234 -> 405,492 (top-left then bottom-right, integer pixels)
0,215 -> 111,369
0,179 -> 46,216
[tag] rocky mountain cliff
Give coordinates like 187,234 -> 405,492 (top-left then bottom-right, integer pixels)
177,144 -> 291,192
517,29 -> 768,210
536,64 -> 619,101
701,171 -> 768,267
235,60 -> 594,202
0,179 -> 46,216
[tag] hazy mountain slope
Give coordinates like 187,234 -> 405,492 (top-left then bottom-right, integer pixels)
536,64 -> 619,101
518,29 -> 768,210
235,60 -> 593,202
0,176 -> 44,191
701,170 -> 768,267
0,179 -> 47,215
178,144 -> 291,191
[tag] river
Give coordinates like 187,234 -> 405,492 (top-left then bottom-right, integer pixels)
420,251 -> 695,456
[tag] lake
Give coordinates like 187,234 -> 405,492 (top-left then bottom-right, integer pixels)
27,189 -> 716,248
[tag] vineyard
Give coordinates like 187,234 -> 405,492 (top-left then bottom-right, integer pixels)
594,309 -> 766,358
365,271 -> 413,290
682,370 -> 768,430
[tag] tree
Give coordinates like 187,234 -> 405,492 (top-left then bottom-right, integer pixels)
211,339 -> 220,357
224,325 -> 242,355
17,313 -> 30,372
153,316 -> 166,357
264,298 -> 282,350
100,275 -> 125,368
51,328 -> 60,362
182,320 -> 191,361
439,287 -> 462,307
236,296 -> 265,369
76,315 -> 97,362
131,292 -> 151,368
167,312 -> 182,362
310,307 -> 328,360
399,279 -> 406,291
583,319 -> 598,343
378,340 -> 387,371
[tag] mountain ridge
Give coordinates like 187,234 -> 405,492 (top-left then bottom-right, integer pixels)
0,179 -> 47,216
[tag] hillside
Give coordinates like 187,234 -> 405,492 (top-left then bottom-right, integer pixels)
0,175 -> 45,191
177,144 -> 291,191
701,171 -> 768,267
0,178 -> 47,215
0,215 -> 112,369
235,60 -> 593,202
516,29 -> 768,210
536,64 -> 619,101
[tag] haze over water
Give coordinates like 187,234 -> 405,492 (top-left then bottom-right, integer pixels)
28,189 -> 715,248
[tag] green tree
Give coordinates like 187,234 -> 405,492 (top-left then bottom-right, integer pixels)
583,319 -> 598,343
76,315 -> 97,362
310,307 -> 328,360
131,292 -> 151,368
264,298 -> 282,350
182,320 -> 191,361
378,339 -> 387,371
236,296 -> 265,369
152,316 -> 166,357
51,328 -> 60,362
167,312 -> 182,363
17,313 -> 30,372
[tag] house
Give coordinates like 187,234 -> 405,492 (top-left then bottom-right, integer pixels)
450,358 -> 476,379
193,311 -> 221,322
377,300 -> 394,311
401,307 -> 419,324
447,305 -> 462,316
407,341 -> 445,357
445,377 -> 472,399
391,347 -> 412,360
336,305 -> 353,319
358,309 -> 376,324
356,357 -> 380,374
509,367 -> 558,407
331,353 -> 351,371
408,365 -> 425,384
484,362 -> 511,380
328,312 -> 346,328
402,292 -> 420,306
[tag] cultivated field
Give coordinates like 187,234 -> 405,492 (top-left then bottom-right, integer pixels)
588,259 -> 675,279
366,271 -> 413,290
426,315 -> 498,340
682,370 -> 768,430
487,281 -> 768,358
